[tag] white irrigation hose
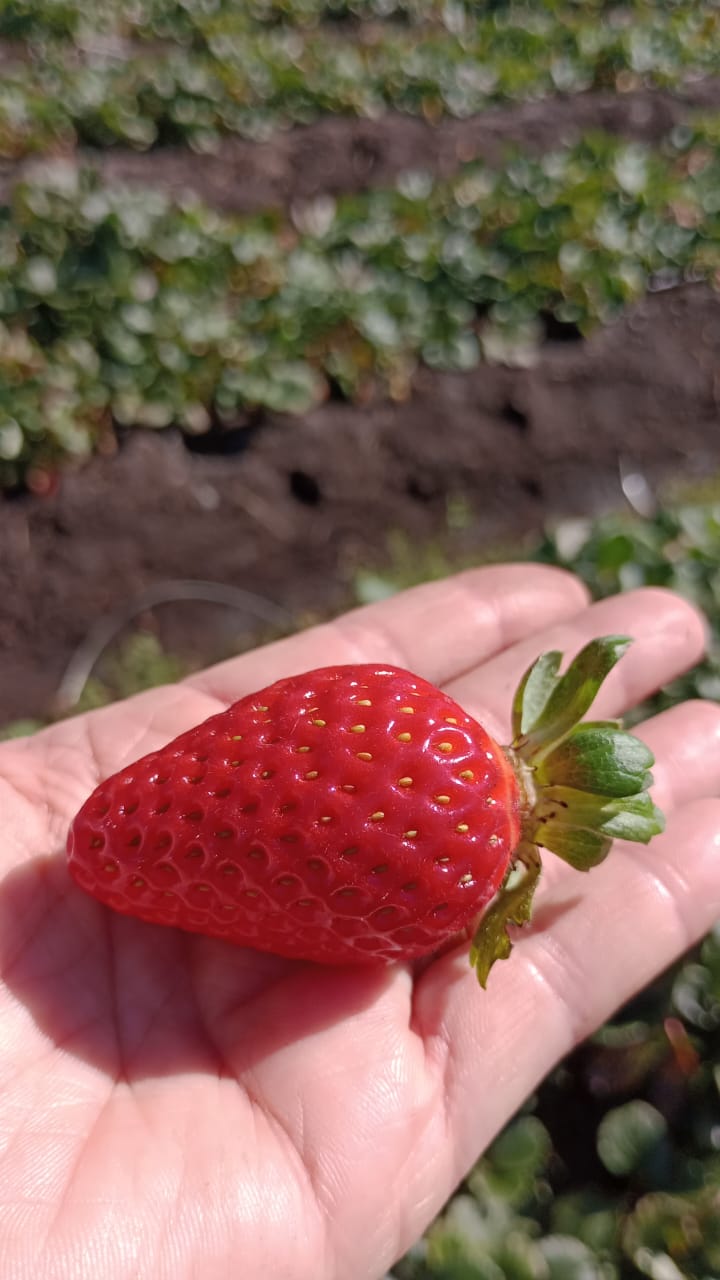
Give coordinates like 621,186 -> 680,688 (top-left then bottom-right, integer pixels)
53,462 -> 657,712
54,579 -> 292,713
619,457 -> 659,519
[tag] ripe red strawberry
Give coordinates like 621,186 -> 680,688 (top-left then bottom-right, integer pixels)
67,638 -> 664,984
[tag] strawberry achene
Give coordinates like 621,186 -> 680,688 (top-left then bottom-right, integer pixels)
68,664 -> 519,964
67,639 -> 664,984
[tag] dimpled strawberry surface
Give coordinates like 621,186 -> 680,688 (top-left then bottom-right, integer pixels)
68,665 -> 520,964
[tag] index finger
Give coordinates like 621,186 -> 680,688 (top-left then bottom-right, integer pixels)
187,564 -> 588,702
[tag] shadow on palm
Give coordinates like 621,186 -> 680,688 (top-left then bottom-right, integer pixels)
0,847 -> 399,1083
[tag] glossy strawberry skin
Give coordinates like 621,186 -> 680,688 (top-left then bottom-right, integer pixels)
67,665 -> 521,964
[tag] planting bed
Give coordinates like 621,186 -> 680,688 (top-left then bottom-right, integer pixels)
2,278 -> 719,724
0,16 -> 718,735
0,9 -> 719,723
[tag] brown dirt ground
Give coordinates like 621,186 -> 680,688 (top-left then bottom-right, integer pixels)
2,280 -> 719,725
2,87 -> 720,724
3,81 -> 719,213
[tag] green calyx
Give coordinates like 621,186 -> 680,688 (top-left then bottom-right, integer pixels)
471,636 -> 665,988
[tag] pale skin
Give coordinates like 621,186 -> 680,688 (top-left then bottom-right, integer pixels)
1,565 -> 719,1280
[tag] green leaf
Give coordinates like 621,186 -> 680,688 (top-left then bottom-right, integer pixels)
623,1189 -> 720,1277
539,1235 -> 606,1280
551,1191 -> 620,1254
469,845 -> 542,988
0,717 -> 44,740
534,786 -> 665,846
520,636 -> 632,757
487,1115 -> 552,1178
602,801 -> 666,844
536,723 -> 655,797
534,823 -> 613,871
512,649 -> 562,739
672,959 -> 720,1032
596,1101 -> 668,1177
426,1193 -> 512,1279
482,1116 -> 553,1207
510,639 -> 664,870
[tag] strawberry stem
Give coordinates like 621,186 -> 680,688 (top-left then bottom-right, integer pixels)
470,637 -> 665,986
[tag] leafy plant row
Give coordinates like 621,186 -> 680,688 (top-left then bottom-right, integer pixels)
0,2 -> 718,157
0,0 -> 708,42
2,121 -> 719,489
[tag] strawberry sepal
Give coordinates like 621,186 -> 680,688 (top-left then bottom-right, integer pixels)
512,636 -> 632,757
469,843 -> 542,988
470,636 -> 665,985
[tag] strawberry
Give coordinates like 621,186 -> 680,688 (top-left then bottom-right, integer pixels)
67,637 -> 664,984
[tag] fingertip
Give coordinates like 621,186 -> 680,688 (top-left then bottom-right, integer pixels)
460,561 -> 590,608
621,797 -> 720,936
621,587 -> 709,662
677,698 -> 720,739
540,563 -> 593,608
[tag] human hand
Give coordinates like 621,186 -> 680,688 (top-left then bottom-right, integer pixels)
1,565 -> 718,1280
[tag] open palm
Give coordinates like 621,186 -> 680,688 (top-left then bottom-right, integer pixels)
1,565 -> 719,1280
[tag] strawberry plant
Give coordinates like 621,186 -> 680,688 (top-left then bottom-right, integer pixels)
0,3 -> 718,156
1,0 -> 714,42
1,120 -> 720,488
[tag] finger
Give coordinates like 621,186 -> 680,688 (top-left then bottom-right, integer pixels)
446,588 -> 707,739
187,564 -> 588,703
635,700 -> 720,812
0,564 -> 588,830
2,565 -> 587,777
415,796 -> 720,1184
532,697 -> 720,899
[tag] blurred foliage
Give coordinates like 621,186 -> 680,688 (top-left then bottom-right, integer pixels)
354,497 -> 720,1280
0,632 -> 189,741
71,630 -> 190,711
0,2 -> 717,154
392,927 -> 720,1279
535,501 -> 720,721
356,495 -> 720,716
2,119 -> 720,487
3,0 -> 714,41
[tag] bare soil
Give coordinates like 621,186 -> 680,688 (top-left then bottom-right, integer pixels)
3,81 -> 719,214
2,281 -> 719,725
